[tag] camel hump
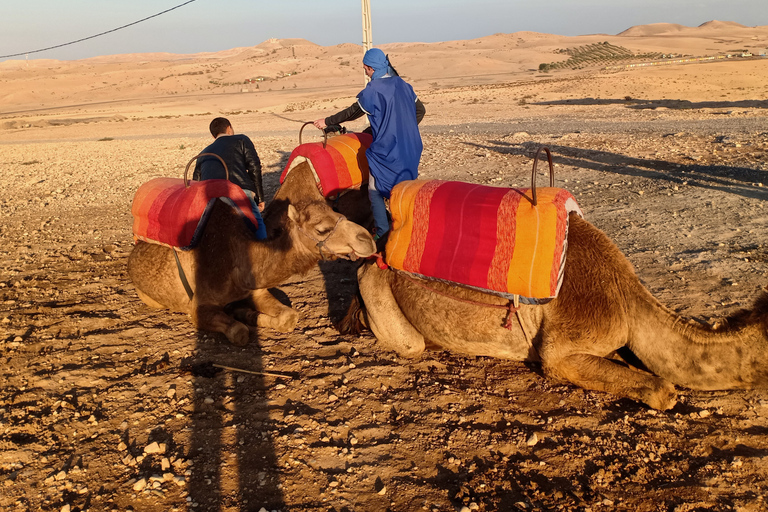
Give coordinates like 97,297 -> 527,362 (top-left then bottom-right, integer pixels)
384,179 -> 582,301
132,178 -> 266,249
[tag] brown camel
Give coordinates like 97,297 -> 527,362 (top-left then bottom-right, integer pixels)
340,212 -> 768,410
128,162 -> 376,346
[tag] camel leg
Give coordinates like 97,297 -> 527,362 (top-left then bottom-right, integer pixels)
192,304 -> 251,347
358,263 -> 426,358
540,334 -> 677,410
232,289 -> 299,333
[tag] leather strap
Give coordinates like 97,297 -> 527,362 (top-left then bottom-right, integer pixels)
172,249 -> 194,301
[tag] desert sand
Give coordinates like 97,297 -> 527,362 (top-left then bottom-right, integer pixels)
2,21 -> 768,512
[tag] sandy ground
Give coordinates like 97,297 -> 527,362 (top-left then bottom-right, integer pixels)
3,26 -> 768,512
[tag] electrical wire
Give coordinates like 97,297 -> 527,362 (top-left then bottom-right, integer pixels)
0,0 -> 199,59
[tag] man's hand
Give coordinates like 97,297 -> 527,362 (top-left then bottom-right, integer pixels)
313,119 -> 327,130
258,202 -> 266,212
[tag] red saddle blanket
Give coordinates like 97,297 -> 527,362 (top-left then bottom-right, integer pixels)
385,180 -> 583,302
131,178 -> 266,250
280,132 -> 372,199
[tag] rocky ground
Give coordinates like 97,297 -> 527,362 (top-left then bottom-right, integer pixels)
2,85 -> 768,512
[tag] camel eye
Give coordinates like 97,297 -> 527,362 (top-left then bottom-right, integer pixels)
316,226 -> 332,236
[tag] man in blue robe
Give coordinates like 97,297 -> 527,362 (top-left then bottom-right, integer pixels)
314,48 -> 424,241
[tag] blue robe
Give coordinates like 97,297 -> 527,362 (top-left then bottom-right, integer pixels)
357,76 -> 423,197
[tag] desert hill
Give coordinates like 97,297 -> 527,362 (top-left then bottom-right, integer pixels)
1,19 -> 766,139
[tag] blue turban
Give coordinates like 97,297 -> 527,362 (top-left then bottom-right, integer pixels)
363,48 -> 394,79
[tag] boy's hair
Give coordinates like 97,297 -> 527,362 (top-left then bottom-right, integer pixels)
209,117 -> 231,137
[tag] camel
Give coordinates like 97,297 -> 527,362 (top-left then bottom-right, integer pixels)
340,212 -> 768,410
128,161 -> 376,346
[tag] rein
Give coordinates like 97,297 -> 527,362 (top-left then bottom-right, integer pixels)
394,268 -> 522,329
295,215 -> 354,261
392,266 -> 537,355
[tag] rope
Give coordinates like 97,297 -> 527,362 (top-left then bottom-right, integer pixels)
394,269 -> 520,330
1,0 -> 199,59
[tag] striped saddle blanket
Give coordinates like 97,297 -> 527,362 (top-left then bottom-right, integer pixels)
280,132 -> 372,199
131,178 -> 266,250
384,180 -> 583,302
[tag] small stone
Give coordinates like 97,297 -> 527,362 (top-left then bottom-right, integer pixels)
133,478 -> 147,491
144,442 -> 166,454
161,457 -> 171,471
203,397 -> 214,404
173,476 -> 186,487
117,442 -> 127,451
699,410 -> 711,418
61,505 -> 71,512
378,485 -> 387,495
167,388 -> 176,399
328,394 -> 338,402
55,470 -> 67,481
526,433 -> 539,446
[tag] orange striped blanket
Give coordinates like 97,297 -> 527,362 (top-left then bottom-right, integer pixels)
131,178 -> 266,250
384,180 -> 582,302
280,132 -> 372,199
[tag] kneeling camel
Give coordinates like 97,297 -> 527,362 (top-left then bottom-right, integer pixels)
341,213 -> 768,410
129,162 -> 376,345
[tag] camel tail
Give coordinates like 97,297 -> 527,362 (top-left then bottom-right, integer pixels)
336,290 -> 369,336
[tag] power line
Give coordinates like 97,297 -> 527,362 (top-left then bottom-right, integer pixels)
0,0 -> 199,59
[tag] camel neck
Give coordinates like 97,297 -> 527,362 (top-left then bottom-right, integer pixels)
243,222 -> 318,290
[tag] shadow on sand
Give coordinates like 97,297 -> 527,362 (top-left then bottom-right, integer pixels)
463,139 -> 768,202
535,97 -> 768,111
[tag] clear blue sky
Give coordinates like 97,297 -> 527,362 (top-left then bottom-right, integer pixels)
2,0 -> 766,61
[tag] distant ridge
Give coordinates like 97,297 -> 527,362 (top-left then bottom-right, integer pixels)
619,20 -> 757,37
698,20 -> 747,29
255,38 -> 318,50
618,23 -> 688,37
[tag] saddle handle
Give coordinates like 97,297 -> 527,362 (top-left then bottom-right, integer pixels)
530,146 -> 555,206
184,152 -> 229,188
299,121 -> 329,148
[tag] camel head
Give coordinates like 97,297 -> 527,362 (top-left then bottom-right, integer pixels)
287,200 -> 376,261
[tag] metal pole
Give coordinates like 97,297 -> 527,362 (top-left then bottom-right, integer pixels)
361,0 -> 373,85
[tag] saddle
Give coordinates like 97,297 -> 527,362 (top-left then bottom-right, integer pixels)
280,132 -> 373,199
384,179 -> 583,303
131,177 -> 266,250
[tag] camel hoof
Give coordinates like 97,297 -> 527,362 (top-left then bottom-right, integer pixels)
644,381 -> 678,411
259,309 -> 299,333
226,322 -> 251,347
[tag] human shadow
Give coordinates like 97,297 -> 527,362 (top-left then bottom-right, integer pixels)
186,327 -> 286,511
183,195 -> 287,511
535,97 -> 768,110
463,140 -> 768,202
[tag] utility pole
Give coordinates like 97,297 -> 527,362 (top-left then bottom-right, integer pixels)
361,0 -> 373,84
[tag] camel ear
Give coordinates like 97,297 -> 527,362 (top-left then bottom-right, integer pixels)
287,204 -> 299,223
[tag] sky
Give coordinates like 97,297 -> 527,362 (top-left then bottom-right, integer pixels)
1,0 -> 767,62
